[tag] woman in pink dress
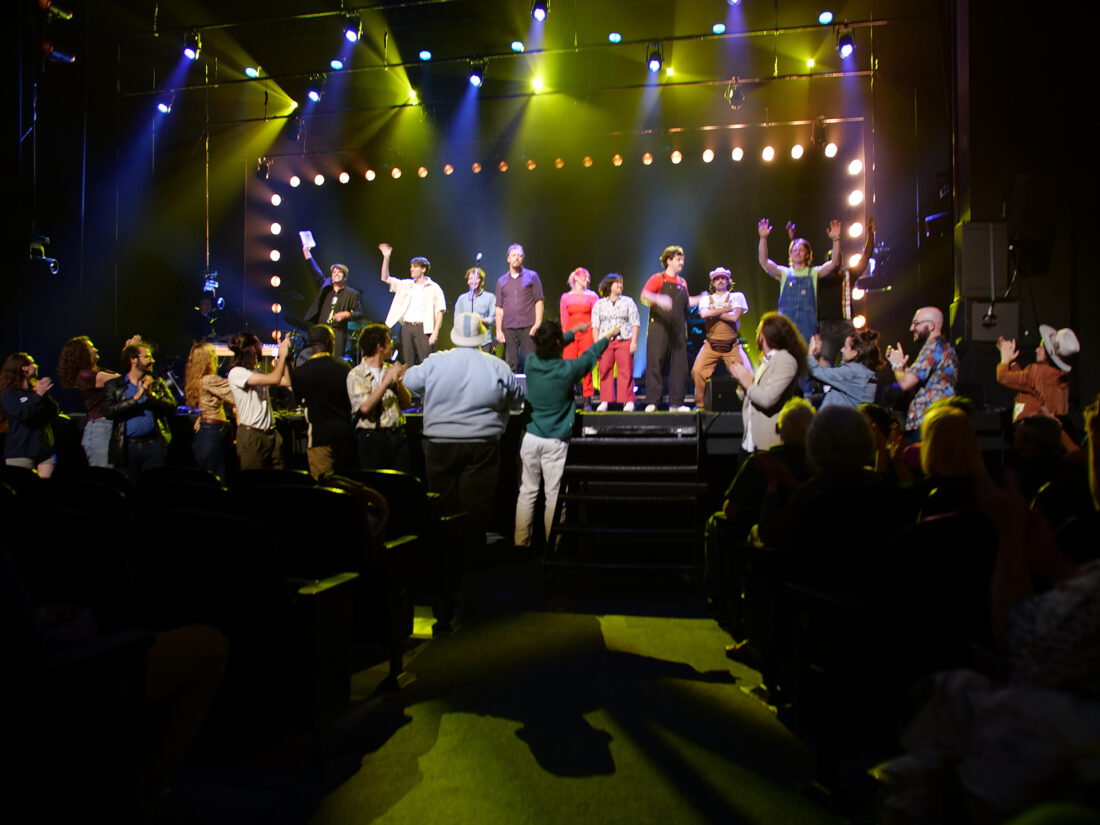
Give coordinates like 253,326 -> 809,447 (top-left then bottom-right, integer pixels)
559,267 -> 599,408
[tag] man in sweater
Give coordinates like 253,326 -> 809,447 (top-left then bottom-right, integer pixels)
513,318 -> 619,553
292,325 -> 353,478
404,313 -> 524,561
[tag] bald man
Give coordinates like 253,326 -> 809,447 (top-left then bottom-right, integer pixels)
885,306 -> 958,438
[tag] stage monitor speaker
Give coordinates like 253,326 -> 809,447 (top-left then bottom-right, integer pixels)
959,221 -> 1008,298
704,377 -> 742,411
950,297 -> 1018,343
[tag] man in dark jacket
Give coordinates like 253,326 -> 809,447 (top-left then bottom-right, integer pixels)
101,340 -> 177,477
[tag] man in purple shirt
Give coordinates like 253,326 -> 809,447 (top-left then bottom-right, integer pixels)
494,243 -> 544,372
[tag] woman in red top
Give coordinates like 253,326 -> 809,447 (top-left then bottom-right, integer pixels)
559,267 -> 599,407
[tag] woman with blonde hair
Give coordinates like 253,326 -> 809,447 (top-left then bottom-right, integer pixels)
559,267 -> 599,409
184,342 -> 235,479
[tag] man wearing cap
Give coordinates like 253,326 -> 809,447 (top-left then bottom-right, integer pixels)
379,242 -> 447,367
995,325 -> 1079,421
885,306 -> 958,439
691,267 -> 752,409
404,313 -> 525,573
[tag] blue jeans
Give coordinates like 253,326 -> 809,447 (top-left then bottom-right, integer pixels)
124,437 -> 167,479
192,421 -> 228,479
81,418 -> 113,467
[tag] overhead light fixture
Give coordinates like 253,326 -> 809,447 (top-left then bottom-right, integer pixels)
244,66 -> 260,78
468,59 -> 486,87
306,74 -> 326,103
39,0 -> 74,21
712,23 -> 726,35
647,43 -> 663,73
532,0 -> 549,23
156,92 -> 174,113
329,58 -> 344,71
256,156 -> 271,181
812,115 -> 827,148
608,32 -> 622,43
183,29 -> 201,61
724,77 -> 745,109
418,49 -> 432,61
343,13 -> 362,43
511,40 -> 525,53
818,10 -> 834,25
836,25 -> 855,59
41,41 -> 76,63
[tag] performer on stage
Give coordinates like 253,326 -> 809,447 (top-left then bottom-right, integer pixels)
757,217 -> 842,347
691,267 -> 751,409
640,245 -> 705,411
559,267 -> 599,409
454,267 -> 496,353
379,243 -> 447,367
495,243 -> 544,372
302,240 -> 361,361
591,274 -> 640,411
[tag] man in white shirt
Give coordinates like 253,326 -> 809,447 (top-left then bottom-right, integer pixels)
379,243 -> 447,366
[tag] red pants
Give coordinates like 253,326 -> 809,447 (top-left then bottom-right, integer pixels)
563,330 -> 595,397
597,338 -> 635,402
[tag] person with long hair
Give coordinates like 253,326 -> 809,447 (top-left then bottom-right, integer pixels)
730,312 -> 807,453
1,353 -> 59,477
184,342 -> 235,479
559,267 -> 600,409
590,273 -> 640,411
57,334 -> 139,467
807,328 -> 884,407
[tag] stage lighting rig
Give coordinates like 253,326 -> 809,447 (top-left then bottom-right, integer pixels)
156,92 -> 174,113
343,13 -> 362,43
28,233 -> 60,276
256,157 -> 271,181
647,43 -> 663,73
836,25 -> 854,59
468,59 -> 487,87
184,29 -> 202,60
724,77 -> 744,109
532,1 -> 549,23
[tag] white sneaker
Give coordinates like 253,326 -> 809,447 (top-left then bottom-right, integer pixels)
596,401 -> 609,412
675,405 -> 691,412
623,402 -> 635,412
644,404 -> 657,412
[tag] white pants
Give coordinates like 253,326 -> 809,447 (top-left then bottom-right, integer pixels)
514,432 -> 569,548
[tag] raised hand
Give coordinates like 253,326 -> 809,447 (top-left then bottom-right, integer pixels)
757,218 -> 772,238
378,242 -> 393,257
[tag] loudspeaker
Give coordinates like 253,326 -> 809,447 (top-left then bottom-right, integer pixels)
959,221 -> 1008,298
704,377 -> 742,411
950,297 -> 1019,343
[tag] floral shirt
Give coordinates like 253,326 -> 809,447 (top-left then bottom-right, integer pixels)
905,336 -> 957,432
346,361 -> 404,431
590,295 -> 640,341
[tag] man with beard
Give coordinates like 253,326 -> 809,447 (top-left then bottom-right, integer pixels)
494,243 -> 544,372
640,245 -> 706,411
885,306 -> 958,440
302,243 -> 362,361
101,340 -> 178,477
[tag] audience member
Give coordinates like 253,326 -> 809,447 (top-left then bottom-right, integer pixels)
293,325 -> 354,478
101,339 -> 178,478
729,312 -> 807,453
347,323 -> 412,472
1,352 -> 59,477
57,334 -> 139,467
886,306 -> 958,440
806,328 -> 884,407
183,341 -> 235,480
226,332 -> 292,471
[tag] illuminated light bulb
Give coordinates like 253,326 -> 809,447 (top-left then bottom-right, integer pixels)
270,222 -> 282,235
702,149 -> 715,163
670,150 -> 682,164
848,189 -> 864,206
608,32 -> 622,43
824,142 -> 838,158
365,169 -> 376,181
472,162 -> 482,173
270,275 -> 281,288
271,302 -> 282,314
532,75 -> 544,94
612,153 -> 623,167
791,144 -> 805,159
848,222 -> 864,238
851,286 -> 866,301
338,172 -> 350,184
270,194 -> 281,206
554,157 -> 564,169
762,145 -> 775,162
731,147 -> 744,162
498,161 -> 508,172
852,314 -> 867,329
289,176 -> 301,187
848,253 -> 864,269
512,41 -> 525,53
443,164 -> 454,175
391,167 -> 402,178
806,58 -> 815,68
713,23 -> 726,34
313,174 -> 325,186
526,159 -> 536,170
417,166 -> 428,178
583,156 -> 593,167
848,159 -> 863,175
269,250 -> 281,262
642,152 -> 653,166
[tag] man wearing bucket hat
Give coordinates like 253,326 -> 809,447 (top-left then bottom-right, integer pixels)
995,325 -> 1079,421
404,313 -> 524,576
691,267 -> 752,409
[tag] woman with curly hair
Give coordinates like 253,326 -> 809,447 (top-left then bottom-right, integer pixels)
1,352 -> 59,477
806,328 -> 885,407
729,312 -> 808,453
184,342 -> 235,479
58,334 -> 136,467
